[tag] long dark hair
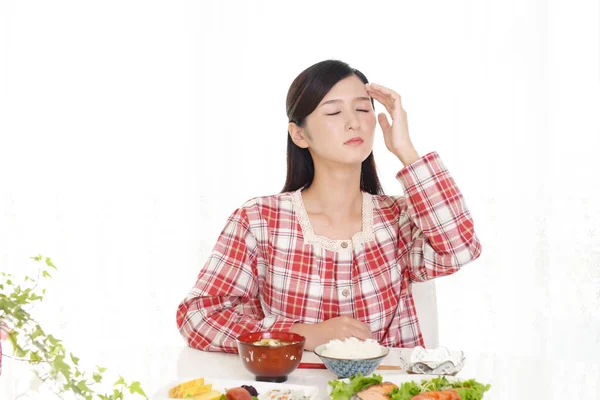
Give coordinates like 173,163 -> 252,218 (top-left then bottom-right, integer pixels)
282,60 -> 384,195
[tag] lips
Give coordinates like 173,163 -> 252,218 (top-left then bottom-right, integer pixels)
344,137 -> 364,145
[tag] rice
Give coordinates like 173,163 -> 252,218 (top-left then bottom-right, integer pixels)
320,337 -> 384,359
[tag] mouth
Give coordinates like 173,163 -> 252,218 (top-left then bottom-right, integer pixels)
344,137 -> 364,145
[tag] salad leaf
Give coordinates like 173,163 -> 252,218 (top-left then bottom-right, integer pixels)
388,382 -> 421,400
452,379 -> 491,400
388,378 -> 491,400
328,373 -> 383,400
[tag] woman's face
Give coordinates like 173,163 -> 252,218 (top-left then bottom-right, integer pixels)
295,74 -> 376,166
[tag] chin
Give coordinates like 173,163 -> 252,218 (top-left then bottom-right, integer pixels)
338,154 -> 371,166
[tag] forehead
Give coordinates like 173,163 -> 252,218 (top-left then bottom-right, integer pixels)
320,75 -> 367,103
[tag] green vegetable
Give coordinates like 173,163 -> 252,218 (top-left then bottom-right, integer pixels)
388,382 -> 421,399
328,372 -> 383,400
388,377 -> 491,400
451,379 -> 491,400
328,374 -> 491,400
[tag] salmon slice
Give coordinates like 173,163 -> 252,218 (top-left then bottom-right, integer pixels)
411,389 -> 461,399
356,382 -> 398,400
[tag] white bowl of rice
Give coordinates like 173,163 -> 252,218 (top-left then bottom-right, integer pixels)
314,338 -> 389,378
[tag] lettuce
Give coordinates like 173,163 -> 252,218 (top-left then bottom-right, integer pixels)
451,379 -> 491,400
328,372 -> 383,400
388,377 -> 491,400
328,374 -> 490,400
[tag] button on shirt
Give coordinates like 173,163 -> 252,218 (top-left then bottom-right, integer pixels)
176,152 -> 482,353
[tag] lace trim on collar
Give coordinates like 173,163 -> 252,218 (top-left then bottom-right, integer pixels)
291,189 -> 375,252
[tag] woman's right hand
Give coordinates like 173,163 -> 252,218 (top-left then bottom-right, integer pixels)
290,316 -> 373,351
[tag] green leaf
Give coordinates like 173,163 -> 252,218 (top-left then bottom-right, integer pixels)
93,372 -> 103,383
114,376 -> 126,387
42,270 -> 52,279
29,351 -> 42,362
45,257 -> 57,269
389,382 -> 421,400
47,334 -> 60,346
387,378 -> 491,400
8,331 -> 27,358
52,354 -> 72,380
128,381 -> 147,397
31,254 -> 43,261
70,353 -> 80,365
97,365 -> 108,373
32,325 -> 45,339
29,293 -> 42,302
77,380 -> 91,393
328,373 -> 383,400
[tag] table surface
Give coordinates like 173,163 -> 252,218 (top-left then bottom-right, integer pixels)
2,345 -> 599,399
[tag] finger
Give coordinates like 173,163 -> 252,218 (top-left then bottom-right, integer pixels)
347,318 -> 373,337
351,327 -> 373,340
336,329 -> 371,341
372,92 -> 401,120
369,83 -> 403,110
378,112 -> 391,131
367,90 -> 395,115
369,83 -> 399,99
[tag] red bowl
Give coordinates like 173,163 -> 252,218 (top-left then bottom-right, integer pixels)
236,331 -> 306,383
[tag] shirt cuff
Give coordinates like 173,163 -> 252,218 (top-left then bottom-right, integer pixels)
261,314 -> 301,333
395,151 -> 447,193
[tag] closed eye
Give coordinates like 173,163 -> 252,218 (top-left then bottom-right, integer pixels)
326,110 -> 370,116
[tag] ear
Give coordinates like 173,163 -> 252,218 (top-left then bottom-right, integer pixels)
288,122 -> 310,149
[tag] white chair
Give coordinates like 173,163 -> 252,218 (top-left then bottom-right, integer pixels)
411,280 -> 439,348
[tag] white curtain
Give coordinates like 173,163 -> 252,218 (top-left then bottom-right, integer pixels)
1,0 -> 598,398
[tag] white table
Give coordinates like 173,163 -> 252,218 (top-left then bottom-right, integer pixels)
91,345 -> 600,399
2,345 -> 599,399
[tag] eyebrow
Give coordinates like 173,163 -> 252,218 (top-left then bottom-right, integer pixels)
319,96 -> 371,107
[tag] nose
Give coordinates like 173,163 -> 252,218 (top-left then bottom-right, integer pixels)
345,110 -> 360,131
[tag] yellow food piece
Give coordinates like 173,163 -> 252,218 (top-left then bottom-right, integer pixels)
187,390 -> 223,400
168,378 -> 214,398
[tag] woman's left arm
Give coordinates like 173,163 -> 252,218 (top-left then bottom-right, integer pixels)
366,83 -> 482,281
395,152 -> 482,281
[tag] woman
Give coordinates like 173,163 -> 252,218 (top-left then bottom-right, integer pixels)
176,60 -> 482,353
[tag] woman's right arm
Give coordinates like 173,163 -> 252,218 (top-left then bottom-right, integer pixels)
176,207 -> 298,353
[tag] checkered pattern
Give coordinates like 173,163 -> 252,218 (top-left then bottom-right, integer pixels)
176,152 -> 482,353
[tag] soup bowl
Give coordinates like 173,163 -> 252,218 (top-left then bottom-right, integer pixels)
236,331 -> 306,383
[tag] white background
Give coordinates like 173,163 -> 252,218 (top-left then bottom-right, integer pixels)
1,0 -> 599,397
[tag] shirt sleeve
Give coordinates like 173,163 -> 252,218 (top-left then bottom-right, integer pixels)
176,206 -> 299,353
395,151 -> 482,282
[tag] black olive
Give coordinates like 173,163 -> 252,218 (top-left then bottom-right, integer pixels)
241,385 -> 258,396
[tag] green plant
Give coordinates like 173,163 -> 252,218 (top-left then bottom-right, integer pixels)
0,255 -> 148,400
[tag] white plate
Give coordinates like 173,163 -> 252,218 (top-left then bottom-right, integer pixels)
326,373 -> 460,397
154,377 -> 321,400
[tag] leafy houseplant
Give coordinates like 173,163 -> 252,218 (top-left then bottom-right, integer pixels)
0,255 -> 148,399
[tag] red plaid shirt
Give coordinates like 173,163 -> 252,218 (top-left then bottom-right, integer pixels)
176,152 -> 481,353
